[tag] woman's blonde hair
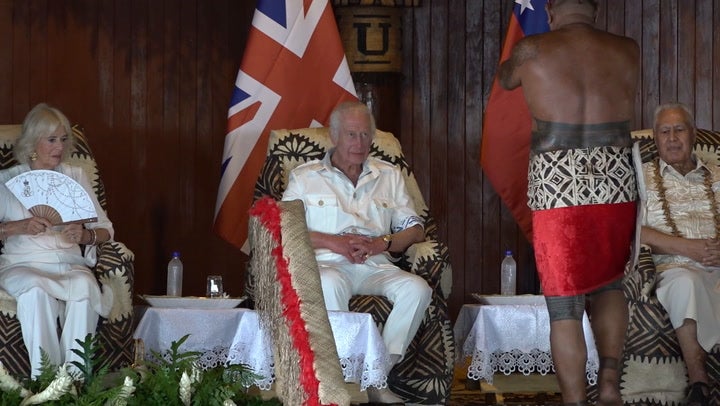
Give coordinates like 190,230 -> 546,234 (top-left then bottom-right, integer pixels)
15,103 -> 75,165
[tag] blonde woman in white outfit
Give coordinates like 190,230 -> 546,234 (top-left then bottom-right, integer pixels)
640,103 -> 720,405
0,103 -> 113,377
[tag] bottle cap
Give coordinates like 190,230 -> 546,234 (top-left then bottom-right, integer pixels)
505,250 -> 512,256
172,251 -> 180,258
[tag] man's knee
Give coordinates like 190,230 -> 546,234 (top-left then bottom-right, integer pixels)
666,269 -> 704,289
319,268 -> 351,310
659,270 -> 702,311
546,295 -> 585,322
402,274 -> 432,305
588,278 -> 624,296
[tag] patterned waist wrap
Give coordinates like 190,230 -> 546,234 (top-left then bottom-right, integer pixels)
528,120 -> 637,296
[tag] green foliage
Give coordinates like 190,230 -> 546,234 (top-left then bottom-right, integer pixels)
0,389 -> 23,406
69,333 -> 105,388
26,350 -> 61,392
0,334 -> 279,406
128,335 -> 271,406
126,334 -> 198,405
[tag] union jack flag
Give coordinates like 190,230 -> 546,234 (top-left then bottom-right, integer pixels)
214,0 -> 357,250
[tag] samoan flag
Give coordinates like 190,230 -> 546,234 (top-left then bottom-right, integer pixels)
214,0 -> 357,250
480,0 -> 549,242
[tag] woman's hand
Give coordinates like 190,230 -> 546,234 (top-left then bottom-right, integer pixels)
18,217 -> 53,236
61,223 -> 84,244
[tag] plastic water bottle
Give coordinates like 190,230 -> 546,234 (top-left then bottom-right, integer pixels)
166,251 -> 183,297
500,250 -> 517,296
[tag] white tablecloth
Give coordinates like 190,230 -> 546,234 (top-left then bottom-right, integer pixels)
134,308 -> 390,390
453,302 -> 599,385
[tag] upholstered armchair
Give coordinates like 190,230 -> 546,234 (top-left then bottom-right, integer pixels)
620,128 -> 720,404
0,124 -> 135,378
248,127 -> 454,404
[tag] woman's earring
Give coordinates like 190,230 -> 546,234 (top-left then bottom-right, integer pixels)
29,152 -> 38,161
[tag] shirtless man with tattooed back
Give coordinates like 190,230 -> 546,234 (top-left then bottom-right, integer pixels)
498,0 -> 639,404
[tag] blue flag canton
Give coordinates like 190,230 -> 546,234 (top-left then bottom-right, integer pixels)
257,0 -> 287,28
514,0 -> 550,36
230,86 -> 250,107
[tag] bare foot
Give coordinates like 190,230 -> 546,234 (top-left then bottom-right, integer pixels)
597,360 -> 622,406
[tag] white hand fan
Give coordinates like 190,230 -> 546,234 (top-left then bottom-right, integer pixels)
5,170 -> 98,225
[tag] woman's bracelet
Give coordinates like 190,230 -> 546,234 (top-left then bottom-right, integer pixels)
87,228 -> 97,246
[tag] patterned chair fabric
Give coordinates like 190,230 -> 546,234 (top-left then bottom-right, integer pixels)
248,127 -> 455,404
620,129 -> 720,405
0,124 -> 135,378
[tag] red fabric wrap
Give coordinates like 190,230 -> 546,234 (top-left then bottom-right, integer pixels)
532,201 -> 636,296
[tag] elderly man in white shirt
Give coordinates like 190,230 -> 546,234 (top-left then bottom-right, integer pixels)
640,103 -> 720,405
282,101 -> 431,405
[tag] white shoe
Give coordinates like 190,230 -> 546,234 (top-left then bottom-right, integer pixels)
366,386 -> 404,404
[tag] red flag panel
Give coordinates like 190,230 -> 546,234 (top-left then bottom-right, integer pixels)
480,1 -> 549,242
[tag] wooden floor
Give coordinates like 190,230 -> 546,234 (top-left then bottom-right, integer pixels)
448,365 -> 564,405
252,365 -> 564,405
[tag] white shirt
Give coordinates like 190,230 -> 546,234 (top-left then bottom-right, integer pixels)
282,150 -> 423,263
642,156 -> 720,272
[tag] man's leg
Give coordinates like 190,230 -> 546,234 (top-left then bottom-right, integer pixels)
360,267 -> 431,404
587,288 -> 626,405
657,268 -> 716,402
677,320 -> 710,394
546,296 -> 587,404
318,265 -> 352,311
360,268 -> 432,358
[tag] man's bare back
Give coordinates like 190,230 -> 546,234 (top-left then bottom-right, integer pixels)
495,2 -> 640,405
499,2 -> 639,131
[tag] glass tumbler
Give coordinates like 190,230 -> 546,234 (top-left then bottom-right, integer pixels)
206,275 -> 224,298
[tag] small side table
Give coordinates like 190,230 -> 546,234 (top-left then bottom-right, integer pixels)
133,308 -> 391,391
453,295 -> 599,385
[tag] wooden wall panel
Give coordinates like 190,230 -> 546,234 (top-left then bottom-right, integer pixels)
0,1 -> 12,118
459,0 -> 484,317
695,0 -> 713,126
429,0 -> 448,241
0,0 -> 254,300
0,0 -> 718,323
623,0 -> 644,127
715,4 -> 720,127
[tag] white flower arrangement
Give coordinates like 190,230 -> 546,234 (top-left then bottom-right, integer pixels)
0,334 -> 278,406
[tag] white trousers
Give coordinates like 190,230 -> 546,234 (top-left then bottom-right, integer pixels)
656,267 -> 720,352
319,260 -> 432,357
16,287 -> 99,377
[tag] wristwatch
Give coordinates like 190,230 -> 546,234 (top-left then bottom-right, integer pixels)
382,234 -> 393,251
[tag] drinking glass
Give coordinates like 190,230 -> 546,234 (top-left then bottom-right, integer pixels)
206,275 -> 224,298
